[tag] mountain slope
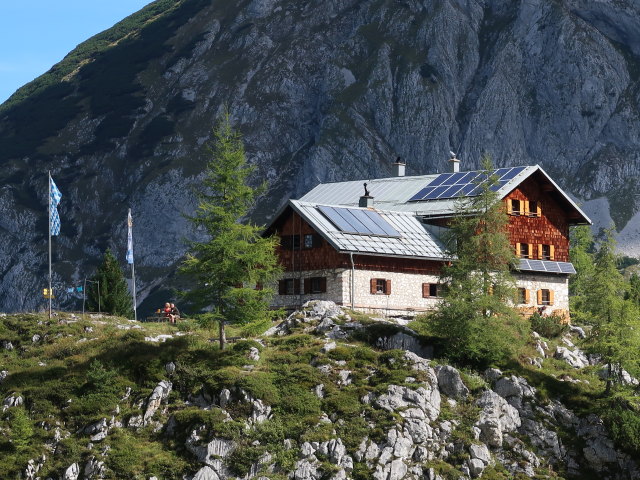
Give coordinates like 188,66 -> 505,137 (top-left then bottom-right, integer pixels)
2,0 -> 640,312
0,302 -> 638,479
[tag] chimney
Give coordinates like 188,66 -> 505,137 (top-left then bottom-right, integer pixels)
449,151 -> 460,173
359,182 -> 374,208
392,156 -> 406,177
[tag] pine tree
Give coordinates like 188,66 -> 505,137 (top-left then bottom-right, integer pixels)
427,156 -> 527,366
87,249 -> 133,317
181,111 -> 282,349
568,224 -> 596,324
584,229 -> 640,394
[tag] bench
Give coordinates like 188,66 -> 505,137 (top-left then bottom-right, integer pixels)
144,315 -> 169,322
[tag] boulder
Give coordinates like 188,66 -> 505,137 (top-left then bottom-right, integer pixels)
554,346 -> 589,369
83,418 -> 109,442
475,390 -> 521,447
247,347 -> 260,362
469,443 -> 491,464
186,431 -> 235,466
293,458 -> 321,480
143,381 -> 172,425
165,362 -> 176,375
467,458 -> 485,478
0,370 -> 7,383
192,466 -> 220,480
434,365 -> 469,399
83,456 -> 105,479
569,325 -> 586,339
376,332 -> 433,359
62,463 -> 80,480
375,384 -> 440,421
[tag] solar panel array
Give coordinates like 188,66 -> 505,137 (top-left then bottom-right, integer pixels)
408,167 -> 527,202
518,259 -> 576,274
318,205 -> 401,237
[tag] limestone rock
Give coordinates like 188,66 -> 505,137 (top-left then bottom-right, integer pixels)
248,347 -> 261,362
375,384 -> 441,422
63,463 -> 80,480
83,418 -> 109,442
475,390 -> 521,447
165,362 -> 176,375
143,380 -> 172,425
434,365 -> 469,399
192,466 -> 220,480
293,458 -> 321,480
554,346 -> 589,369
83,456 -> 105,479
0,370 -> 7,383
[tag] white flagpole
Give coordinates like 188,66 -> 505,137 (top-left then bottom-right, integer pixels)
48,172 -> 52,319
128,208 -> 137,321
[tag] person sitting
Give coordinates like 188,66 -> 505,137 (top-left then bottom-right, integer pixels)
170,303 -> 180,322
163,302 -> 174,323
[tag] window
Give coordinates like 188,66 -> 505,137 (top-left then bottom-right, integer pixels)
511,199 -> 521,215
517,288 -> 530,304
278,278 -> 300,295
539,244 -> 554,260
304,277 -> 327,294
528,201 -> 540,217
281,235 -> 301,250
537,289 -> 554,306
304,234 -> 314,249
303,234 -> 322,249
422,283 -> 441,298
370,278 -> 391,295
517,243 -> 532,258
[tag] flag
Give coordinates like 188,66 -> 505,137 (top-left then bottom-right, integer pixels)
126,209 -> 134,264
50,176 -> 62,236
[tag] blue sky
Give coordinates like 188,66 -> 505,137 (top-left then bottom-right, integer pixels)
0,0 -> 154,104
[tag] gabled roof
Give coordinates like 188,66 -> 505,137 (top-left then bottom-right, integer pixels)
285,200 -> 448,260
299,165 -> 591,225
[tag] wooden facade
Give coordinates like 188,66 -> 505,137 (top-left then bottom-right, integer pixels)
273,209 -> 444,275
505,175 -> 570,262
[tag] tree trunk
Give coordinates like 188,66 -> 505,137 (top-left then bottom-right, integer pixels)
605,362 -> 612,396
219,320 -> 226,350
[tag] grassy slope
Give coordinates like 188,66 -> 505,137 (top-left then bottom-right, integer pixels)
1,311 -> 638,479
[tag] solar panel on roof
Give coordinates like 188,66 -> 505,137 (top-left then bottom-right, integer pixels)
317,206 -> 401,237
408,166 -> 527,202
518,259 -> 577,275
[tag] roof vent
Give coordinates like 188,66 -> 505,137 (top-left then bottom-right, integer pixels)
359,182 -> 374,208
449,151 -> 460,173
392,156 -> 406,177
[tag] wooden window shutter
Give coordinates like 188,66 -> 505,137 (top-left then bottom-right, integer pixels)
550,245 -> 555,260
549,290 -> 555,306
527,244 -> 533,259
515,242 -> 521,256
385,279 -> 392,295
506,199 -> 513,214
525,289 -> 531,304
537,289 -> 543,305
370,278 -> 377,295
320,277 -> 327,293
422,283 -> 429,298
523,200 -> 530,215
278,280 -> 286,295
303,278 -> 311,294
537,244 -> 543,259
536,204 -> 542,217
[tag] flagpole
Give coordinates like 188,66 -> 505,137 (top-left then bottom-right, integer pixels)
48,172 -> 52,319
128,208 -> 137,321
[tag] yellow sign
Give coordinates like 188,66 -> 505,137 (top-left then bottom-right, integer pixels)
43,288 -> 54,299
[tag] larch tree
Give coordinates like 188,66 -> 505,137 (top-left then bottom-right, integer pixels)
181,111 -> 282,349
583,229 -> 640,394
427,156 -> 527,366
87,249 -> 133,317
568,224 -> 596,324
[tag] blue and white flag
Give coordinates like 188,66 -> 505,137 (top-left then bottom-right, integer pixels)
126,209 -> 134,264
50,176 -> 62,236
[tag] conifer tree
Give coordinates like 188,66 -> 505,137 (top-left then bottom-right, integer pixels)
181,111 -> 282,349
584,229 -> 640,394
427,156 -> 527,365
87,249 -> 133,317
568,224 -> 596,324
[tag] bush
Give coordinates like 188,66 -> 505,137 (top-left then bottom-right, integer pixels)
605,407 -> 640,457
530,312 -> 568,338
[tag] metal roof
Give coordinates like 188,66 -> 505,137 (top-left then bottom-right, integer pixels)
289,200 -> 448,260
299,165 -> 592,224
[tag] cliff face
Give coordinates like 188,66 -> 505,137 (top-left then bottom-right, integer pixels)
1,0 -> 640,312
